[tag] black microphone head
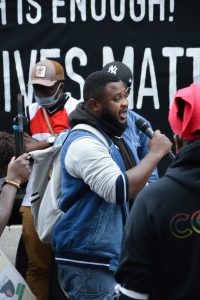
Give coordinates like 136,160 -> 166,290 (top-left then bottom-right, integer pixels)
135,118 -> 150,132
136,117 -> 175,159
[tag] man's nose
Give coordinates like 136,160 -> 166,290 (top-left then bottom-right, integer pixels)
121,96 -> 128,107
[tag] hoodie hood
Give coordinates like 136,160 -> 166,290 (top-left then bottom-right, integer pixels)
166,140 -> 200,193
168,83 -> 200,141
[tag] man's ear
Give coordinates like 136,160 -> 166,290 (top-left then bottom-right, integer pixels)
87,98 -> 101,113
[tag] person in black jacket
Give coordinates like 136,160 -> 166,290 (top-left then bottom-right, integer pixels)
114,83 -> 200,300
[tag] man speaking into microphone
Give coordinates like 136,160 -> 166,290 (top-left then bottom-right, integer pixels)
52,64 -> 172,299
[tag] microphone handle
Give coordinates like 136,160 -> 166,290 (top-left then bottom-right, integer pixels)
145,128 -> 176,160
168,151 -> 176,160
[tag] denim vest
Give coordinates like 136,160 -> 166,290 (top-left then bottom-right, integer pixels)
52,110 -> 158,271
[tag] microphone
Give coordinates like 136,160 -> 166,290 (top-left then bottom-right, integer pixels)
135,118 -> 176,160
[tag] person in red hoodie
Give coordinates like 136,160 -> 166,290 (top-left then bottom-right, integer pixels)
114,83 -> 200,300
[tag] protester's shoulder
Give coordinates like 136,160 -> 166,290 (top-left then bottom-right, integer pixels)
61,132 -> 109,165
62,126 -> 110,154
26,102 -> 41,118
66,128 -> 107,146
27,102 -> 39,109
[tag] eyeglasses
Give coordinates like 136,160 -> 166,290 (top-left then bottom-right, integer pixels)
113,86 -> 131,103
124,86 -> 131,98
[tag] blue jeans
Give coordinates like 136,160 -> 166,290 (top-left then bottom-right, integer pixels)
57,264 -> 116,300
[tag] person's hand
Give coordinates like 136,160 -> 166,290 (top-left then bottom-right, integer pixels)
6,153 -> 30,185
23,132 -> 58,152
23,132 -> 38,143
149,130 -> 173,159
23,132 -> 42,152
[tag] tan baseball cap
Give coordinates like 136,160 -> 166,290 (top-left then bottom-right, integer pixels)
29,59 -> 65,86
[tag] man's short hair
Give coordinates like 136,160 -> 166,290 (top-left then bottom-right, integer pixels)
83,70 -> 120,102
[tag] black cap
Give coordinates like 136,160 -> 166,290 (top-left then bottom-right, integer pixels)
102,61 -> 132,87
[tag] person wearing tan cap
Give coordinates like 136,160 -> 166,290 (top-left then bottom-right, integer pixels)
19,59 -> 79,300
24,59 -> 79,151
114,83 -> 200,300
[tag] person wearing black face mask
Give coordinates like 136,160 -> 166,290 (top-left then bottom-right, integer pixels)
19,59 -> 79,300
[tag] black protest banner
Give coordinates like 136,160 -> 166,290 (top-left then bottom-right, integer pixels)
0,0 -> 199,173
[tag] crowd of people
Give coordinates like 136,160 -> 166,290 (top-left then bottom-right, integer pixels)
0,59 -> 199,300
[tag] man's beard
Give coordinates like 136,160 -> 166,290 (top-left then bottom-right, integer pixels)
98,106 -> 127,136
